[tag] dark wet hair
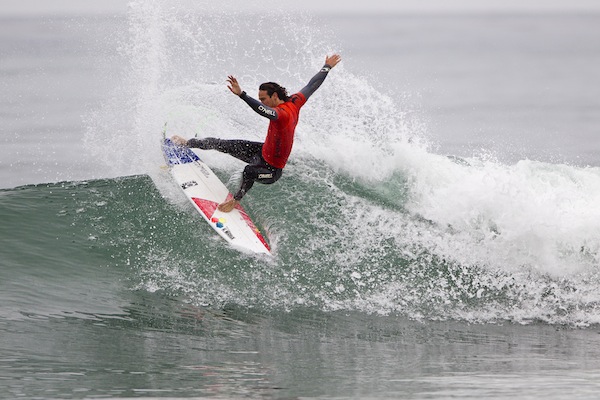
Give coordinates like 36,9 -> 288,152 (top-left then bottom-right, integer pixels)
259,82 -> 289,101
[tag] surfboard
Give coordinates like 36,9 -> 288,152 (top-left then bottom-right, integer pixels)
162,137 -> 271,255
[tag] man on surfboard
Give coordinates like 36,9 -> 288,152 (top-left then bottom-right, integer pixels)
171,54 -> 341,212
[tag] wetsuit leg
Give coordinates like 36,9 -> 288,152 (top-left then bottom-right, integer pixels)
187,138 -> 263,164
187,137 -> 282,201
234,163 -> 283,201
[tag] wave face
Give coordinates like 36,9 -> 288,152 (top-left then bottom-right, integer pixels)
48,1 -> 600,326
3,162 -> 599,326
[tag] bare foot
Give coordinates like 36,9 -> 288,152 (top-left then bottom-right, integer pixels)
218,199 -> 239,213
171,135 -> 188,146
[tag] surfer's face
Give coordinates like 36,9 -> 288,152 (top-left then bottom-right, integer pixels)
258,90 -> 278,108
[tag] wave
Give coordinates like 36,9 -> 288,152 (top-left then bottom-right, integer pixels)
2,158 -> 600,326
41,1 -> 597,325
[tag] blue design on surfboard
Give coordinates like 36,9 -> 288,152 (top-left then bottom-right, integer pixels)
162,138 -> 201,165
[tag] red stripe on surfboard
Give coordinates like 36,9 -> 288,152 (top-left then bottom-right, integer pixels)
192,197 -> 218,219
225,194 -> 271,252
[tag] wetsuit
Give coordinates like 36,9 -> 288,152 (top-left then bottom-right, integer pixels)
187,63 -> 333,201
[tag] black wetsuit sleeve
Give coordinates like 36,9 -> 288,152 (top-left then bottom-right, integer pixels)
239,92 -> 278,121
299,64 -> 332,100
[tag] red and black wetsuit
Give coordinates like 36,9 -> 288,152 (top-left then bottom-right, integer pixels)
187,63 -> 333,201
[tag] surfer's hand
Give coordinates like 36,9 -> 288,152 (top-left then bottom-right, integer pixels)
171,135 -> 188,146
218,199 -> 239,213
227,75 -> 242,96
325,54 -> 341,68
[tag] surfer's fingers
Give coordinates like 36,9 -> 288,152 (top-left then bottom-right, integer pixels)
326,54 -> 341,67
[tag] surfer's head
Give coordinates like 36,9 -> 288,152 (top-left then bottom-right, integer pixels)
259,82 -> 289,106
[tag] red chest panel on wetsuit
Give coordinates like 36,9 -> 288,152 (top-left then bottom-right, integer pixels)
262,92 -> 306,169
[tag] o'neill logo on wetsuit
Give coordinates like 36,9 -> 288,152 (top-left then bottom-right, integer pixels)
258,173 -> 273,179
258,105 -> 276,117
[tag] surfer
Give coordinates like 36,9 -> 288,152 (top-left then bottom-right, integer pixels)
171,54 -> 341,212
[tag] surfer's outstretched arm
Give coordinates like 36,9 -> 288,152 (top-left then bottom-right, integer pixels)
239,92 -> 279,120
227,75 -> 279,120
300,54 -> 341,100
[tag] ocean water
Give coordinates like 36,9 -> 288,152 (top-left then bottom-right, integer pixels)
2,3 -> 600,399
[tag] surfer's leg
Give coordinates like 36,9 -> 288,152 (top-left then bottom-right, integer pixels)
187,138 -> 262,164
233,164 -> 283,201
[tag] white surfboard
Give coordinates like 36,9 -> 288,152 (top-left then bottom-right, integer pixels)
162,137 -> 271,255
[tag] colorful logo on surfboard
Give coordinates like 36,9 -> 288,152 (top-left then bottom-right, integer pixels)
211,217 -> 226,228
211,217 -> 235,240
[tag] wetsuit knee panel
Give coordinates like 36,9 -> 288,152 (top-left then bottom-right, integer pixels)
243,165 -> 282,184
